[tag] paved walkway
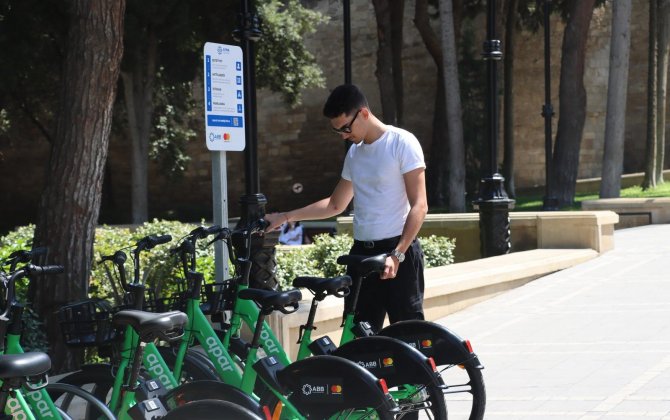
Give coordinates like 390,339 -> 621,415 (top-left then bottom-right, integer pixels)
436,224 -> 670,419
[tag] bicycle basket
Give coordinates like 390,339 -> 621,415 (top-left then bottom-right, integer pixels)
153,290 -> 190,312
200,279 -> 235,315
57,299 -> 120,347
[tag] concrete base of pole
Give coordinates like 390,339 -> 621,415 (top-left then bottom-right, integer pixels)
474,174 -> 515,257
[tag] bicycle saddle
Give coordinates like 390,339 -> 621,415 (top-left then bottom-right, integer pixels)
292,275 -> 352,298
113,310 -> 187,342
0,352 -> 51,380
237,288 -> 302,314
337,254 -> 387,275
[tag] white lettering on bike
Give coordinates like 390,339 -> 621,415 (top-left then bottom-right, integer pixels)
146,353 -> 175,390
260,329 -> 279,355
7,396 -> 28,420
26,390 -> 54,418
205,336 -> 234,372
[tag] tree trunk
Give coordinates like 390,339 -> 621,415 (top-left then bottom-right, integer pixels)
502,0 -> 518,198
655,0 -> 670,183
548,0 -> 596,207
440,0 -> 466,212
123,30 -> 157,224
372,0 -> 398,125
32,0 -> 125,372
415,0 -> 448,208
600,0 -> 632,198
391,0 -> 405,126
643,0 -> 659,189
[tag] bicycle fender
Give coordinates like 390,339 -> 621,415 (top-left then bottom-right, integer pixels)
378,320 -> 484,369
332,335 -> 443,388
277,355 -> 397,418
161,380 -> 265,418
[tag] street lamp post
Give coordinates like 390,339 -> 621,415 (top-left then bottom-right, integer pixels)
474,0 -> 514,257
232,0 -> 279,290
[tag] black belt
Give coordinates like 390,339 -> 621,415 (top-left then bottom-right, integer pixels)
354,236 -> 401,249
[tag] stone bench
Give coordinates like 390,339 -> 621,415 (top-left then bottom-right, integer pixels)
268,248 -> 599,360
338,210 -> 618,263
581,198 -> 670,229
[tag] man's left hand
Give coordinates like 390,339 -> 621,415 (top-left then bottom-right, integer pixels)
381,255 -> 399,280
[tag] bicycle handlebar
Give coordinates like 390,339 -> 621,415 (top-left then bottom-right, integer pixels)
136,234 -> 172,252
1,264 -> 64,317
4,247 -> 48,272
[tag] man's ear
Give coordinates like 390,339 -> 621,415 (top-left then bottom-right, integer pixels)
361,107 -> 370,119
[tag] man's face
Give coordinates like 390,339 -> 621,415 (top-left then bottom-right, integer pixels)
330,109 -> 362,143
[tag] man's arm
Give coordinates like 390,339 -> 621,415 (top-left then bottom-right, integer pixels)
265,179 -> 353,231
382,167 -> 428,279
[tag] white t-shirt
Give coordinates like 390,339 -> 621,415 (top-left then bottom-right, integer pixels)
341,126 -> 426,241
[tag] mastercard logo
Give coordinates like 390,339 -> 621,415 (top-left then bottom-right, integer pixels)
382,357 -> 394,366
223,133 -> 231,141
421,339 -> 433,348
331,385 -> 342,393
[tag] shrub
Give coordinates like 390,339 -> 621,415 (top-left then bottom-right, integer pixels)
0,221 -> 455,351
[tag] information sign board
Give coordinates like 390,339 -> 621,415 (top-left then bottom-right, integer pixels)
203,43 -> 245,151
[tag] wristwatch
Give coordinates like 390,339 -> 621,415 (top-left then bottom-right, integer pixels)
391,249 -> 405,263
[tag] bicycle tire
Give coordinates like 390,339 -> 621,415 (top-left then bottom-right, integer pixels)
49,364 -> 115,409
393,381 -> 447,420
439,363 -> 486,420
162,380 -> 265,418
157,345 -> 219,383
46,380 -> 116,420
163,399 -> 263,420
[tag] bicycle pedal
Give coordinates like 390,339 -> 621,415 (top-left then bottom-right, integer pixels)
135,378 -> 168,401
128,397 -> 169,420
308,336 -> 337,355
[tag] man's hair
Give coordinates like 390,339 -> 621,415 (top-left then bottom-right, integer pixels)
322,84 -> 369,118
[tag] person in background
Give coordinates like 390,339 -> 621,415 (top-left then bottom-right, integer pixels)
278,220 -> 303,245
264,84 -> 428,332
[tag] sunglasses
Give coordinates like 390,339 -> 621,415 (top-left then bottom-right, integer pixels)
331,109 -> 361,134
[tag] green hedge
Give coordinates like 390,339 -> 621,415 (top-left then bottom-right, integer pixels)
1,220 -> 455,349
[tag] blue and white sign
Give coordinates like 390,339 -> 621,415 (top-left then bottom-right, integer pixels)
204,43 -> 245,151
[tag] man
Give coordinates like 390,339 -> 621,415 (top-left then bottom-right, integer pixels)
265,84 -> 428,332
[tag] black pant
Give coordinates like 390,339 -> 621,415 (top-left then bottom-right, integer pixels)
344,237 -> 425,333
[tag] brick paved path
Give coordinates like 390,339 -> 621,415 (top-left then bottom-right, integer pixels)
436,224 -> 670,419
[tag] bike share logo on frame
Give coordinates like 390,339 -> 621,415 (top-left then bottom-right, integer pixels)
7,389 -> 54,419
301,383 -> 343,396
146,353 -> 176,390
205,336 -> 235,372
356,356 -> 394,369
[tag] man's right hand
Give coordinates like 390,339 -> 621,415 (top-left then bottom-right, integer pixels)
265,212 -> 288,232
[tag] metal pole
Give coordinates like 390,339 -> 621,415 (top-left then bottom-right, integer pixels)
474,0 -> 514,257
541,0 -> 558,210
233,0 -> 279,290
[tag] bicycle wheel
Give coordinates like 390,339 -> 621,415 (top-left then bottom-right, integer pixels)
157,345 -> 219,383
162,380 -> 266,418
391,382 -> 447,420
438,363 -> 486,420
378,320 -> 487,420
46,380 -> 116,420
49,364 -> 115,409
162,399 -> 263,420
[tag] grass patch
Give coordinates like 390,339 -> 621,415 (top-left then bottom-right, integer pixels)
513,182 -> 670,211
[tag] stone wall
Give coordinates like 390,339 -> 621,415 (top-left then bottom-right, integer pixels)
0,1 -> 661,231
